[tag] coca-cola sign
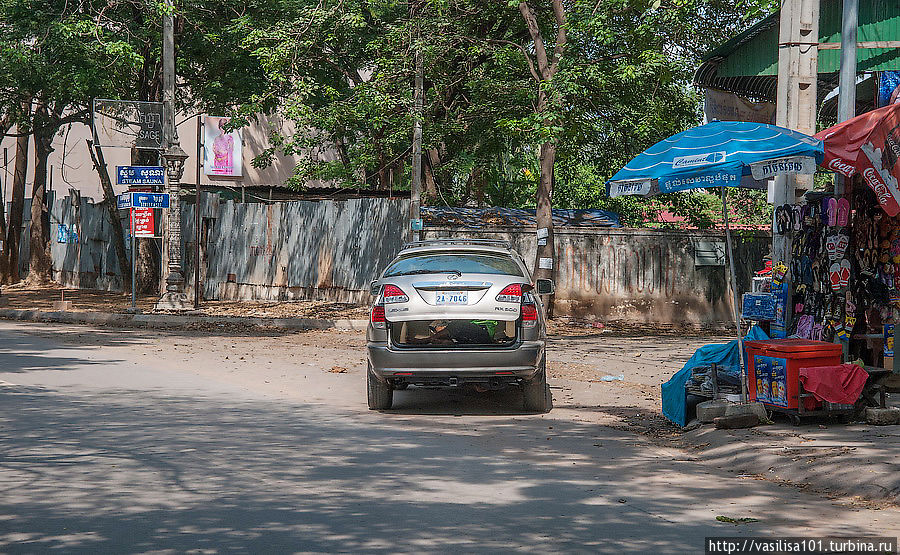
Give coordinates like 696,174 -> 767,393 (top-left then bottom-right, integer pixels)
863,167 -> 894,206
828,158 -> 856,177
886,122 -> 900,170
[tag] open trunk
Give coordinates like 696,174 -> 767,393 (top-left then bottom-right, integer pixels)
390,319 -> 517,348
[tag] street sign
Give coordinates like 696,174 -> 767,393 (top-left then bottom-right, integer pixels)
116,166 -> 165,187
117,192 -> 170,209
132,208 -> 155,237
132,192 -> 169,208
93,99 -> 165,150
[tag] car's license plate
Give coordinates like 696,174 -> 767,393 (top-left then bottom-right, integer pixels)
435,291 -> 468,305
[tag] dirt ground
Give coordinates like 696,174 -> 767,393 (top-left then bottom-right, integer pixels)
0,282 -> 370,319
1,282 -> 739,335
3,299 -> 898,506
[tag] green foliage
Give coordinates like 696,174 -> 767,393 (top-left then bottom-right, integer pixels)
0,0 -> 271,132
232,0 -> 774,228
0,0 -> 777,230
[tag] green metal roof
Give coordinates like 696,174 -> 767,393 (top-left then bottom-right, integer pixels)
695,0 -> 900,102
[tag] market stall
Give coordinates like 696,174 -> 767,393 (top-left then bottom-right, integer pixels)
724,105 -> 900,423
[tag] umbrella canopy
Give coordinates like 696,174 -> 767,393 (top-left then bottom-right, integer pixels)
607,121 -> 823,197
814,103 -> 900,216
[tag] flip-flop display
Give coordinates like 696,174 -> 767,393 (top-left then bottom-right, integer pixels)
780,187 -> 900,369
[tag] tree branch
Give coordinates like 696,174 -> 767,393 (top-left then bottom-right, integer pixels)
548,0 -> 567,77
485,39 -> 542,83
518,1 -> 550,79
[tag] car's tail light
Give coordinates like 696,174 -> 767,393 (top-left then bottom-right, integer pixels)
496,283 -> 522,303
371,305 -> 386,329
382,284 -> 409,304
521,302 -> 538,328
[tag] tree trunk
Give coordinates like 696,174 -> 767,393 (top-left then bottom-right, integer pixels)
516,0 -> 566,315
0,119 -> 9,281
87,140 -> 131,291
471,166 -> 485,207
423,149 -> 439,203
533,141 -> 556,282
132,148 -> 160,294
4,121 -> 29,284
26,105 -> 53,284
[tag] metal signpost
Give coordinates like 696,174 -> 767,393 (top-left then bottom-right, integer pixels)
117,167 -> 168,309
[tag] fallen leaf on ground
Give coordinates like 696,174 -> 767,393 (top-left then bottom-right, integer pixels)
329,366 -> 348,373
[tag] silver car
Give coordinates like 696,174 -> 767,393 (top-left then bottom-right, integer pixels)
366,239 -> 554,412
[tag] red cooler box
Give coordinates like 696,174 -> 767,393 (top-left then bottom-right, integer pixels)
744,339 -> 842,409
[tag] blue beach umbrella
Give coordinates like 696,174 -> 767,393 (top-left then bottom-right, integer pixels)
607,120 -> 824,198
607,121 -> 824,405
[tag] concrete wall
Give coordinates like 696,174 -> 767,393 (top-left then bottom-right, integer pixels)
29,193 -> 770,324
423,227 -> 770,324
1,113 -> 337,213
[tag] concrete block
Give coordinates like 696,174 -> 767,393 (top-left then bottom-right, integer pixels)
52,301 -> 73,311
714,413 -> 760,429
866,407 -> 900,426
724,402 -> 768,420
696,400 -> 728,423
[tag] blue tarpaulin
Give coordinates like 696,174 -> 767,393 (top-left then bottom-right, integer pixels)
661,325 -> 769,427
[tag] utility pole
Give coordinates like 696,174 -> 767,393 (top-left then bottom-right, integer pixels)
773,0 -> 820,264
835,0 -> 858,196
155,0 -> 189,310
410,6 -> 423,242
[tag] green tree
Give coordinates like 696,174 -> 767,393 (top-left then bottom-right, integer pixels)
0,0 -> 271,286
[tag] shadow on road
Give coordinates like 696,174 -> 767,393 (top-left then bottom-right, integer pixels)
385,386 -> 539,416
0,379 -> 885,553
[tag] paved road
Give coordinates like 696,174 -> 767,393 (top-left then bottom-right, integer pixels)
0,320 -> 897,553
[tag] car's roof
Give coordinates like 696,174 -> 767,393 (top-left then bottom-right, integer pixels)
396,244 -> 516,257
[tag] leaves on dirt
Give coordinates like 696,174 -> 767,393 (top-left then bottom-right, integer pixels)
329,366 -> 348,373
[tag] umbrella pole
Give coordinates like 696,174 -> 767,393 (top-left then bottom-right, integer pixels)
721,187 -> 748,403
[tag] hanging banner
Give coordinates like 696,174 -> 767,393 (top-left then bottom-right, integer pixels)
703,89 -> 776,124
132,208 -> 155,238
203,116 -> 243,177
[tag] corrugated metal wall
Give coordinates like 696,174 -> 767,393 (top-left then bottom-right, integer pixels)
188,195 -> 408,303
33,193 -> 769,324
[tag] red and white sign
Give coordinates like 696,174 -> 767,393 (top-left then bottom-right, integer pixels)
815,103 -> 900,216
132,208 -> 155,238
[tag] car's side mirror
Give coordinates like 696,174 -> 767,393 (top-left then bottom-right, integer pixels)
535,279 -> 555,295
370,280 -> 380,296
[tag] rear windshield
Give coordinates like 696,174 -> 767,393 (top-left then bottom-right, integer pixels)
384,252 -> 524,277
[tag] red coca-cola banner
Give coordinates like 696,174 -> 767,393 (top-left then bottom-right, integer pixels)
816,103 -> 900,216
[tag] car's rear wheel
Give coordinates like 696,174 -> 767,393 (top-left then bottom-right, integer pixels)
367,363 -> 393,410
523,359 -> 551,413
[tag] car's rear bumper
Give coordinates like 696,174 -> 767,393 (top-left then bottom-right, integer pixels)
367,340 -> 544,382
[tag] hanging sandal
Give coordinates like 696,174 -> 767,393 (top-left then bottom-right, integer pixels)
827,197 -> 838,227
837,198 -> 850,227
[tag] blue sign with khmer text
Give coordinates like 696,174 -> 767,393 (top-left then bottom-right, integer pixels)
116,165 -> 165,187
117,192 -> 169,209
